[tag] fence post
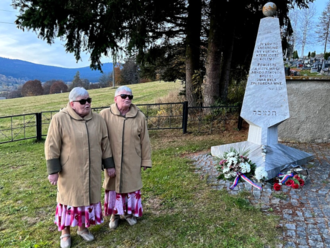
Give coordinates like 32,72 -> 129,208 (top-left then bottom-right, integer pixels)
182,101 -> 188,133
36,113 -> 42,141
237,116 -> 243,130
237,104 -> 243,130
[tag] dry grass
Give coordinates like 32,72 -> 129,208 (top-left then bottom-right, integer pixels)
154,89 -> 186,103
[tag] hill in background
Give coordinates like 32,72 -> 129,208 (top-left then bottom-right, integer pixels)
0,57 -> 113,84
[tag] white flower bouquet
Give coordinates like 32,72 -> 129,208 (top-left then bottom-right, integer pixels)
216,148 -> 256,180
255,166 -> 268,182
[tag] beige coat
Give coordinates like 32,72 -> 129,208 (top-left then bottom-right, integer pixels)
100,103 -> 152,193
45,103 -> 114,206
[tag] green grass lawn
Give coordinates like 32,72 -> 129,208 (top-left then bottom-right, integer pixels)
0,82 -> 184,143
0,82 -> 281,247
0,81 -> 182,117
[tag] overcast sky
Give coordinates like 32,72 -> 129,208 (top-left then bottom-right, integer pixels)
0,0 -> 327,68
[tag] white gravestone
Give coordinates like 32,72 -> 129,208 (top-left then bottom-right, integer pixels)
211,14 -> 313,179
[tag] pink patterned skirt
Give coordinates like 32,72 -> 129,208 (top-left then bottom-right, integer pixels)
104,190 -> 143,217
54,202 -> 103,231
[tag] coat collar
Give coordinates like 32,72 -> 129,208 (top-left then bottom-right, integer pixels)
62,102 -> 93,121
110,103 -> 138,118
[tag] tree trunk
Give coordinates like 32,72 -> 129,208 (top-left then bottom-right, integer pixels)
219,12 -> 236,102
185,0 -> 201,107
324,22 -> 329,55
202,0 -> 223,107
220,32 -> 234,102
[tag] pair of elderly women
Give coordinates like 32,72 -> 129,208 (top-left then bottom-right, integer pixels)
45,86 -> 152,248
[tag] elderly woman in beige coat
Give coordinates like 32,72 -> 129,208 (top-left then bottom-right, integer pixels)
45,87 -> 115,248
100,86 -> 152,229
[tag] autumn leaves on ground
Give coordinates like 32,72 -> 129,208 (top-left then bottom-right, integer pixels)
0,82 -> 280,247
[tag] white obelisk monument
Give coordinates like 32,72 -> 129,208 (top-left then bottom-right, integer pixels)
211,2 -> 313,179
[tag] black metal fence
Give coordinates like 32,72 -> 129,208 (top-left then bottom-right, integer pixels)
187,105 -> 242,134
0,102 -> 242,144
0,113 -> 40,144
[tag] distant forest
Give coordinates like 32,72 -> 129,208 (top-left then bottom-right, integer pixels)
0,57 -> 113,84
0,57 -> 148,99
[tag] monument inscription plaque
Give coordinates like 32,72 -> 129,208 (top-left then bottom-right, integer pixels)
241,17 -> 290,146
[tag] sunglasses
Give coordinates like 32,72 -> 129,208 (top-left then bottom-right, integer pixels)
73,98 -> 92,105
119,94 -> 133,100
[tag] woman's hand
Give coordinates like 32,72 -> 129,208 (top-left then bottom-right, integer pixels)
107,168 -> 116,178
48,174 -> 59,185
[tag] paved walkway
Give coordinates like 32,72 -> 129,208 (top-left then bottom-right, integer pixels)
190,143 -> 330,248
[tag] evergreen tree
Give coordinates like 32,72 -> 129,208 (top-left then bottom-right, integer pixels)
13,0 -> 315,106
69,71 -> 87,90
293,50 -> 299,59
311,51 -> 316,57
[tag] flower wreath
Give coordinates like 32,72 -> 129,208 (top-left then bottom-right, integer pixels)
273,170 -> 306,191
215,148 -> 264,190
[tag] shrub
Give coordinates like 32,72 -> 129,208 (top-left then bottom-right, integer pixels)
21,80 -> 43,96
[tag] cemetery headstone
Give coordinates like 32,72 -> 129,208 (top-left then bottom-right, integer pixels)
211,2 -> 313,179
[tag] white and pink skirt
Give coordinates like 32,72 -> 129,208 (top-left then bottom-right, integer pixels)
54,202 -> 103,231
104,190 -> 143,217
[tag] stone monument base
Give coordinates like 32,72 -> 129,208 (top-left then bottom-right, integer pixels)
211,141 -> 313,179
